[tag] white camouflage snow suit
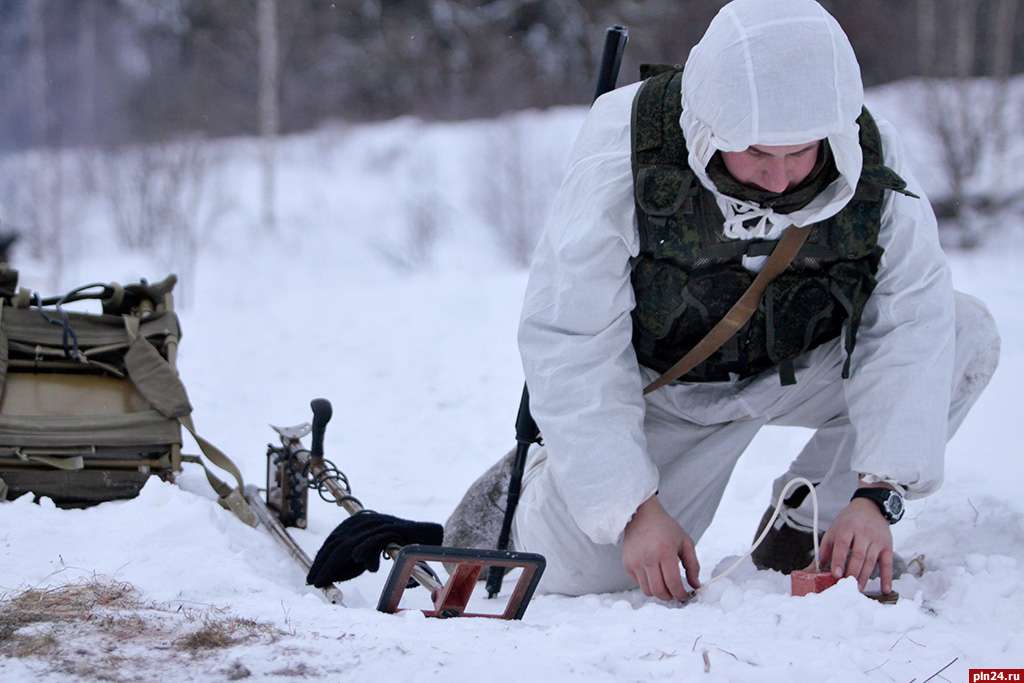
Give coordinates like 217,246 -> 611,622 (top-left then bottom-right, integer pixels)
510,0 -> 1000,595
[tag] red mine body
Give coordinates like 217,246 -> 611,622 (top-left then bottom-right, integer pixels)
790,569 -> 839,597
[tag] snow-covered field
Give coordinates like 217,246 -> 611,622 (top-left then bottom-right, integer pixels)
1,84 -> 1022,681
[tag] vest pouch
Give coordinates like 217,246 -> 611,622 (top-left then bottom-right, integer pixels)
660,265 -> 754,373
635,165 -> 694,219
631,259 -> 688,341
764,273 -> 839,366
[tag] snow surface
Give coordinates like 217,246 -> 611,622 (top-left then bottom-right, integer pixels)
2,85 -> 1023,681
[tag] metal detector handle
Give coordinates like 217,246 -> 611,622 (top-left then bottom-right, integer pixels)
593,25 -> 629,103
310,398 -> 333,459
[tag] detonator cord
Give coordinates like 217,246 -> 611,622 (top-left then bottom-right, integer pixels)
695,476 -> 820,595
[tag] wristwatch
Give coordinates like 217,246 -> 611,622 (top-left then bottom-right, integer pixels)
851,487 -> 904,524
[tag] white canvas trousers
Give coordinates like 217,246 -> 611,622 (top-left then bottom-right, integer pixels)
511,292 -> 1000,595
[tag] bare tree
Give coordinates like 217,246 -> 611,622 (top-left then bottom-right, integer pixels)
26,0 -> 48,153
477,114 -> 565,267
24,0 -> 68,290
157,137 -> 232,307
98,136 -> 232,306
78,1 -> 99,145
373,143 -> 447,271
918,0 -> 1021,247
985,0 -> 1020,200
258,0 -> 279,234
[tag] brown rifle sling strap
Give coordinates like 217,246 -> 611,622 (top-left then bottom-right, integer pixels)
643,225 -> 812,394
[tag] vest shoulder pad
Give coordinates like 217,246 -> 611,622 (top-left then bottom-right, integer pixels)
856,108 -> 919,199
631,70 -> 696,216
639,63 -> 682,80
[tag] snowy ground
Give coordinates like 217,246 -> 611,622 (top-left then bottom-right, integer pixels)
2,86 -> 1023,681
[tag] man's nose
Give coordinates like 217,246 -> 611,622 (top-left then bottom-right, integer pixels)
761,159 -> 789,193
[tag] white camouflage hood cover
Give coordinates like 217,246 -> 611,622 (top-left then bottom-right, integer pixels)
680,0 -> 865,239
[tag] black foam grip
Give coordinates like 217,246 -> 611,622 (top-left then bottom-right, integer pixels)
310,398 -> 333,459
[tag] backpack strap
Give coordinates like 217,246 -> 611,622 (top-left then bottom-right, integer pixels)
122,315 -> 257,527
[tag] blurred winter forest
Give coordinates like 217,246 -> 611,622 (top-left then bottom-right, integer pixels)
4,0 -> 1024,145
1,0 -> 1023,290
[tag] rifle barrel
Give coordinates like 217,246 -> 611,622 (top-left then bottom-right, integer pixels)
593,25 -> 629,103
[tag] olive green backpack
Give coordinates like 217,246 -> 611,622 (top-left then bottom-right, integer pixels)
0,267 -> 255,525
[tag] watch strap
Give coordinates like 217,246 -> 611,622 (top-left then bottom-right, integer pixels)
851,487 -> 904,524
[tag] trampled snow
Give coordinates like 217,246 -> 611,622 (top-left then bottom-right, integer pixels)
1,85 -> 1022,681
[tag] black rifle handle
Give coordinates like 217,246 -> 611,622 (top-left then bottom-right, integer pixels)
310,398 -> 333,459
515,384 -> 541,445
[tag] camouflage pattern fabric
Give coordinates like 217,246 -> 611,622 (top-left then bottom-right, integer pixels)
629,69 -> 917,384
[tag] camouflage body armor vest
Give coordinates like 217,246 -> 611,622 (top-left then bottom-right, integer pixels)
630,69 -> 916,385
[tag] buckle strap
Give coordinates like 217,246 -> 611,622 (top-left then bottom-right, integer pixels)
644,225 -> 812,394
180,415 -> 257,527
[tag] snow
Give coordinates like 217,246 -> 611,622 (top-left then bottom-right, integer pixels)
2,83 -> 1023,681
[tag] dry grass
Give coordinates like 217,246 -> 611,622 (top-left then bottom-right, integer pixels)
0,578 -> 286,681
4,631 -> 59,659
176,616 -> 280,652
269,662 -> 318,677
0,579 -> 138,643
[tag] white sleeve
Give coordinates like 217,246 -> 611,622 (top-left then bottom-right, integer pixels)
843,117 -> 955,498
517,84 -> 659,545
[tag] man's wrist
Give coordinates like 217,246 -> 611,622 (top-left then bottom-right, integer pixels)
851,486 -> 905,524
626,494 -> 661,531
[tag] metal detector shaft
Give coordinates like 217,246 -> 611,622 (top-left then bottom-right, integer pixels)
297,451 -> 445,594
302,398 -> 445,593
244,484 -> 345,604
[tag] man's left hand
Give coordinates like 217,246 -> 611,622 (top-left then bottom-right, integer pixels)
818,498 -> 894,594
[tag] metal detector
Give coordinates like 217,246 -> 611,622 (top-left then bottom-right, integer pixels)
247,399 -> 545,620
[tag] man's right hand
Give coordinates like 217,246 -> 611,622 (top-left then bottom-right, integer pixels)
622,495 -> 701,600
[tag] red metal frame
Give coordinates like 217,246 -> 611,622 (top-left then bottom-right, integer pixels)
377,545 -> 546,620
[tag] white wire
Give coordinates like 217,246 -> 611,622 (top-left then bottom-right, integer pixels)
693,476 -> 820,596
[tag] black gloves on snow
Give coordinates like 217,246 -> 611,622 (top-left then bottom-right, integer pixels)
306,511 -> 444,588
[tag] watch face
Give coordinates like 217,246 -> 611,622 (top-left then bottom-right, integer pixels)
884,492 -> 904,521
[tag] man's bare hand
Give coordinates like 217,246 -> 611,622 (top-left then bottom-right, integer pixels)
819,498 -> 894,593
622,495 -> 700,600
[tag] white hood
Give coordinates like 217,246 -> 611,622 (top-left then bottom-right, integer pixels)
680,0 -> 865,238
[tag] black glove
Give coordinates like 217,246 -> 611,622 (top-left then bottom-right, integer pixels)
306,511 -> 444,588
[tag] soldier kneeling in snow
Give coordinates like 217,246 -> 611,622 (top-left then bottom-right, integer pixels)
446,0 -> 1000,600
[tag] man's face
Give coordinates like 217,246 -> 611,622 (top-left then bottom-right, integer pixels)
720,141 -> 821,194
